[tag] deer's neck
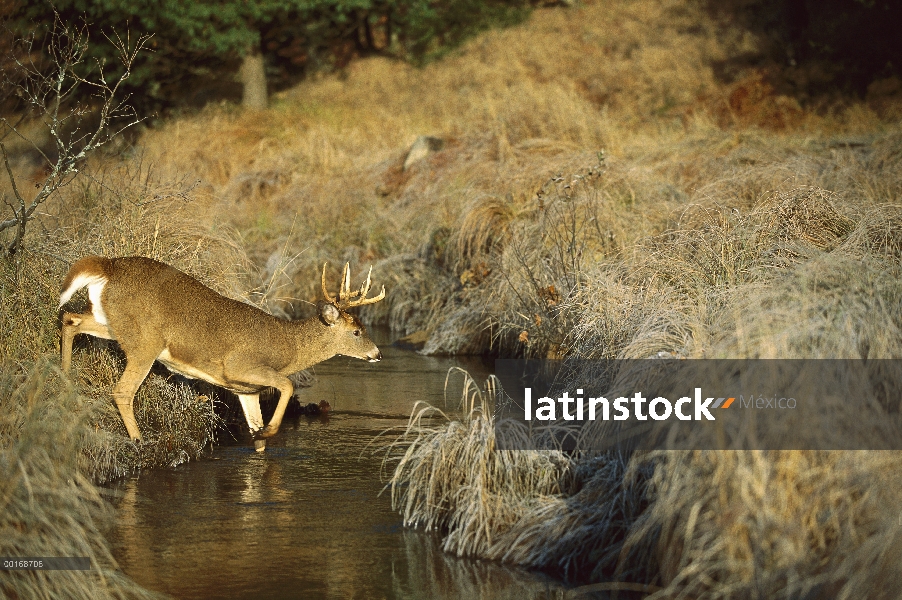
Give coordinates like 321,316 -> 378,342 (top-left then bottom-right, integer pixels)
286,316 -> 341,372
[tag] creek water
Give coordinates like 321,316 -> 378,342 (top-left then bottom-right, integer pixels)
107,332 -> 574,599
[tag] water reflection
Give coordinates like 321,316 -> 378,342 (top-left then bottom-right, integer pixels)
109,343 -> 575,599
289,337 -> 493,418
393,531 -> 570,600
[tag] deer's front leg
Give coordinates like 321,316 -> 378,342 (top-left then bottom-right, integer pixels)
225,363 -> 293,449
261,379 -> 295,439
237,393 -> 267,452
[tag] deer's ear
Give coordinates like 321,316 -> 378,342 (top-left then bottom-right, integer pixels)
320,303 -> 340,325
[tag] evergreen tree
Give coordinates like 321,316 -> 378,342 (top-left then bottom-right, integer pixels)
10,0 -> 531,110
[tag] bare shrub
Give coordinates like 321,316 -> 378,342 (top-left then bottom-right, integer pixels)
0,15 -> 148,255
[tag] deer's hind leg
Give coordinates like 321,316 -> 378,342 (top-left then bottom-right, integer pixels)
112,348 -> 159,442
61,312 -> 114,373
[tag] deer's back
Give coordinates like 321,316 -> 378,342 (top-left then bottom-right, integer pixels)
100,257 -> 291,358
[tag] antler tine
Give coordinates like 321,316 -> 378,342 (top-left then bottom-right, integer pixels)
358,265 -> 373,299
345,285 -> 386,308
340,262 -> 351,303
328,263 -> 385,309
321,263 -> 336,304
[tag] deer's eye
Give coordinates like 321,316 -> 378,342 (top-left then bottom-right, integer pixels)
354,329 -> 361,337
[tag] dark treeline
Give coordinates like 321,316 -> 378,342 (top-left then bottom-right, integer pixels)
707,0 -> 902,99
4,0 -> 900,113
4,0 -> 536,111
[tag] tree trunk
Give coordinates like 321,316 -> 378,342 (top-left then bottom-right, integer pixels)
240,50 -> 268,110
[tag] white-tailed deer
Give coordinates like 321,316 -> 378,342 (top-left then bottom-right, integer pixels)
59,256 -> 385,451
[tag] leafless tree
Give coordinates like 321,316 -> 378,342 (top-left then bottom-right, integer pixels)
0,13 -> 150,255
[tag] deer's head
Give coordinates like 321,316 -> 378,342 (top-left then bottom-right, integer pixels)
319,262 -> 385,362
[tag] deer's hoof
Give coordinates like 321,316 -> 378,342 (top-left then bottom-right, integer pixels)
254,439 -> 266,452
259,424 -> 279,439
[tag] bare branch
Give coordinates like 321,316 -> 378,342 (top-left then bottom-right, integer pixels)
0,119 -> 52,166
0,13 -> 147,255
0,143 -> 25,223
0,113 -> 28,143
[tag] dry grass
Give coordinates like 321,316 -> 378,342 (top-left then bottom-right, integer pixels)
2,0 -> 902,595
364,13 -> 902,590
0,361 -> 163,599
122,0 -> 899,318
626,450 -> 902,599
388,369 -> 571,556
388,176 -> 902,595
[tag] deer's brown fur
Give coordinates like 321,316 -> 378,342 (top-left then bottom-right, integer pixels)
59,256 -> 384,451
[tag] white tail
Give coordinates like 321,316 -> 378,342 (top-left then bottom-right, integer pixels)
59,272 -> 109,324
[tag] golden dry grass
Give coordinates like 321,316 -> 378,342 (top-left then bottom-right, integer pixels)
120,0 -> 896,316
1,0 -> 901,596
103,0 -> 897,335
0,362 -> 164,599
627,450 -> 902,599
387,176 -> 902,595
0,154 -> 249,482
387,369 -> 572,556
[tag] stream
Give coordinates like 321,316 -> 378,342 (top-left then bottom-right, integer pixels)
107,332 -> 576,599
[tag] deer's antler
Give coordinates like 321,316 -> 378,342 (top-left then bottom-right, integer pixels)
322,262 -> 385,308
321,263 -> 336,304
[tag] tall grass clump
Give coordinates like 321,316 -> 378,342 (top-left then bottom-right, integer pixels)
624,450 -> 902,599
388,369 -> 571,557
389,175 -> 902,595
0,155 -> 250,481
0,361 -> 160,599
408,161 -> 617,356
72,347 -> 223,483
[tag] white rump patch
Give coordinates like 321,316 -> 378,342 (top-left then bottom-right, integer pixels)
59,273 -> 109,325
59,273 -> 105,307
87,281 -> 108,325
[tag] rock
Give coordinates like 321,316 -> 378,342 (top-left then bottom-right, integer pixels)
403,136 -> 444,171
300,400 -> 331,416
